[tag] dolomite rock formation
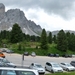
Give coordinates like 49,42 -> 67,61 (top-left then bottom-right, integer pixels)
0,3 -> 42,36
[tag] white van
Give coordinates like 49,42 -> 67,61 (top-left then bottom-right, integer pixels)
0,67 -> 39,75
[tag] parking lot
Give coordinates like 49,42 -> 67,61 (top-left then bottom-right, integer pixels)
4,53 -> 75,74
4,53 -> 75,66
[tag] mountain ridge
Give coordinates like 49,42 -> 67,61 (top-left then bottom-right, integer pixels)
0,3 -> 42,36
0,3 -> 75,36
47,30 -> 75,37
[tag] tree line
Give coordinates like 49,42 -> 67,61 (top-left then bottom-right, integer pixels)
0,23 -> 75,52
0,23 -> 40,44
40,29 -> 75,52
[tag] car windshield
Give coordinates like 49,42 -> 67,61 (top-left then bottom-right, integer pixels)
35,64 -> 43,68
3,59 -> 10,63
18,71 -> 35,75
52,63 -> 60,67
1,70 -> 35,75
32,52 -> 35,54
66,63 -> 72,67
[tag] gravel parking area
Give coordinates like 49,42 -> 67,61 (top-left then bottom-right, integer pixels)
4,53 -> 75,74
4,53 -> 75,66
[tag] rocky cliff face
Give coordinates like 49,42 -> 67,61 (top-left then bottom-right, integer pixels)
0,3 -> 42,36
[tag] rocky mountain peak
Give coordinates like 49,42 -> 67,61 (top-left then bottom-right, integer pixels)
6,9 -> 28,28
0,3 -> 5,19
0,3 -> 5,13
0,3 -> 42,36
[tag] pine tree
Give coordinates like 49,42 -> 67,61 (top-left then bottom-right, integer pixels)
40,29 -> 48,49
57,30 -> 68,52
10,23 -> 23,43
48,32 -> 52,44
53,35 -> 57,44
68,33 -> 75,51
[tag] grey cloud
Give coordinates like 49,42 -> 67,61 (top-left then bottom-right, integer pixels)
38,0 -> 75,19
0,0 -> 75,19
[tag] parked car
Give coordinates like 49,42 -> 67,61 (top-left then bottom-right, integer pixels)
31,52 -> 36,57
29,63 -> 45,74
45,62 -> 63,73
0,57 -> 16,67
48,53 -> 54,57
0,67 -> 39,75
0,52 -> 5,58
48,53 -> 59,57
72,54 -> 75,57
24,51 -> 29,56
0,48 -> 6,52
62,54 -> 72,58
0,62 -> 5,67
60,62 -> 75,71
54,54 -> 59,57
6,50 -> 14,53
62,54 -> 69,58
70,61 -> 75,67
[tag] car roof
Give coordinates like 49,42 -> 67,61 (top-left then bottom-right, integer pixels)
71,61 -> 75,62
47,62 -> 58,64
32,63 -> 40,64
61,62 -> 70,64
0,67 -> 37,71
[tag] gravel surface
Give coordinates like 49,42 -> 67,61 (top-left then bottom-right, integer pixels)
4,53 -> 75,74
4,53 -> 75,66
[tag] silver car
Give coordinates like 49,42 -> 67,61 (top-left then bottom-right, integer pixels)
45,62 -> 63,73
31,52 -> 36,57
60,62 -> 75,71
29,63 -> 45,74
0,57 -> 16,67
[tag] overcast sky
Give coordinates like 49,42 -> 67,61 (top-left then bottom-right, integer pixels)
1,0 -> 75,31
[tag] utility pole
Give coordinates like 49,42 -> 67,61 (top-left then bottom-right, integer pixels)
22,54 -> 24,67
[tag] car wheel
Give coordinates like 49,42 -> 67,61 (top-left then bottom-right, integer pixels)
51,70 -> 54,73
45,67 -> 47,71
66,68 -> 69,71
14,66 -> 16,68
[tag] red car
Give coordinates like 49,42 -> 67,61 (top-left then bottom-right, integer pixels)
0,52 -> 5,58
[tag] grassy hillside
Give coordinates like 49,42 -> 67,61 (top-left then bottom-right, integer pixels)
6,42 -> 75,56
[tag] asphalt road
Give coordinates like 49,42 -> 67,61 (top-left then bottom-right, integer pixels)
4,53 -> 75,67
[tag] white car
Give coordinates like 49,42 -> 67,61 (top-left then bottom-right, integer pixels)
60,62 -> 75,71
0,57 -> 16,67
29,63 -> 45,74
0,67 -> 39,75
45,62 -> 63,73
6,50 -> 14,53
31,52 -> 36,57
